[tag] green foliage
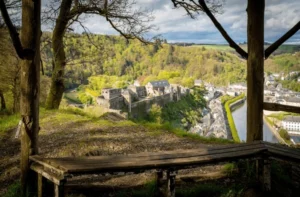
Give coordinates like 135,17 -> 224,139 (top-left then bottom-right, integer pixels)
40,33 -> 249,90
148,104 -> 162,124
161,88 -> 206,129
222,163 -> 237,175
3,181 -> 21,197
78,91 -> 93,104
281,80 -> 300,92
224,94 -> 245,142
278,129 -> 290,142
220,95 -> 234,105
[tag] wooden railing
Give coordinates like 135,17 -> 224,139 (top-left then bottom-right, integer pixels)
263,102 -> 300,113
30,141 -> 300,197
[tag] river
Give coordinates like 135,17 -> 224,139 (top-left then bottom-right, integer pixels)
231,102 -> 278,143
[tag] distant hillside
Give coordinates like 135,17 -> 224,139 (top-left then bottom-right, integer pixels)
40,33 -> 300,90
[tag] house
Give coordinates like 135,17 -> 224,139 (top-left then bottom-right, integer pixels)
265,75 -> 276,86
282,116 -> 300,133
205,83 -> 215,92
194,79 -> 204,87
101,88 -> 122,100
272,73 -> 280,79
284,97 -> 300,107
96,88 -> 124,109
226,90 -> 238,97
128,85 -> 147,98
204,91 -> 215,101
229,83 -> 247,91
133,80 -> 141,87
146,80 -> 170,96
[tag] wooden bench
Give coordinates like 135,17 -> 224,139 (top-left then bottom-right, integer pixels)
29,141 -> 300,197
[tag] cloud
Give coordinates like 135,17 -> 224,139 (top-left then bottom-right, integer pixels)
61,0 -> 300,44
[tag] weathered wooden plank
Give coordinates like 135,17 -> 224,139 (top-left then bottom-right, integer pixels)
266,148 -> 300,162
30,163 -> 64,185
39,142 -> 263,165
44,143 -> 266,169
264,143 -> 300,156
51,148 -> 267,173
30,155 -> 67,174
263,102 -> 300,113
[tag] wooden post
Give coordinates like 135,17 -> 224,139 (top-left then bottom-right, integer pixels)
246,0 -> 265,142
155,170 -> 164,197
166,170 -> 176,197
20,0 -> 41,196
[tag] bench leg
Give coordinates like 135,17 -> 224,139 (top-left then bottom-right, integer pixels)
263,159 -> 271,191
155,170 -> 164,197
54,184 -> 64,197
257,158 -> 271,192
167,170 -> 176,197
38,174 -> 43,197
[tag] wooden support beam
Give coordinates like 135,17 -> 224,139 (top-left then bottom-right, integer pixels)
246,0 -> 265,142
263,102 -> 300,113
166,170 -> 176,197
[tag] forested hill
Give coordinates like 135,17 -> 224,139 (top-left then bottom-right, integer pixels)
41,32 -> 300,90
41,32 -> 248,89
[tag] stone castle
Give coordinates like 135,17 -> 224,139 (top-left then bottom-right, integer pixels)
96,80 -> 189,118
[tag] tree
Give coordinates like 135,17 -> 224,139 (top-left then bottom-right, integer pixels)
45,0 -> 154,109
172,0 -> 300,142
0,28 -> 21,113
0,0 -> 41,196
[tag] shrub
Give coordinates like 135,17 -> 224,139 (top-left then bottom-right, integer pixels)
279,129 -> 290,141
148,104 -> 162,124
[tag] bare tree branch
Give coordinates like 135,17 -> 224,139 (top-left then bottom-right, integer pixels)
198,0 -> 248,59
0,0 -> 34,59
265,21 -> 300,59
172,0 -> 247,59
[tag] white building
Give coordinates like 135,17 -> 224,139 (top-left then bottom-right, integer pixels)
282,116 -> 300,133
284,97 -> 300,107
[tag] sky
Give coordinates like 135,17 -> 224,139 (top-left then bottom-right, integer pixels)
66,0 -> 300,44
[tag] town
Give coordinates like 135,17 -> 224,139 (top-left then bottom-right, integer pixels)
95,71 -> 300,144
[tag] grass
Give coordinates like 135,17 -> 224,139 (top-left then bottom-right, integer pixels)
2,181 -> 21,197
222,163 -> 237,176
0,113 -> 20,134
267,112 -> 300,121
115,179 -> 244,197
64,91 -> 82,104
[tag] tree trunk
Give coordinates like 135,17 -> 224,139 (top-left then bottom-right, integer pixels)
20,0 -> 41,195
45,0 -> 72,109
246,0 -> 265,142
0,90 -> 6,110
